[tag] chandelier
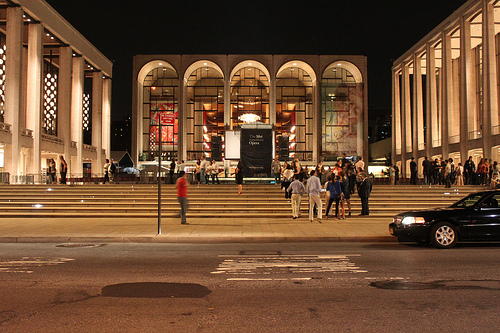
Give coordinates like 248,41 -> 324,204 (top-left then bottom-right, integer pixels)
238,113 -> 261,123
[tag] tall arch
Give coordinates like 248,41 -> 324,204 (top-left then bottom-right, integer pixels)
275,61 -> 316,160
321,61 -> 364,160
184,61 -> 225,160
229,60 -> 270,129
137,60 -> 179,161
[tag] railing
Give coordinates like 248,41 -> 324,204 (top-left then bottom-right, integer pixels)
0,122 -> 11,133
83,144 -> 97,153
21,128 -> 33,138
468,130 -> 482,140
41,133 -> 64,144
449,135 -> 460,144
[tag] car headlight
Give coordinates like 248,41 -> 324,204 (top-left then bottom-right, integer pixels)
401,216 -> 426,225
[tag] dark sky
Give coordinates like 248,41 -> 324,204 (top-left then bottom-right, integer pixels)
45,0 -> 469,121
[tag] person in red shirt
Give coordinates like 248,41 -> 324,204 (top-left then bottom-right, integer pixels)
176,171 -> 190,224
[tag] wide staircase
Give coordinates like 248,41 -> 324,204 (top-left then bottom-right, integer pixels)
0,183 -> 489,219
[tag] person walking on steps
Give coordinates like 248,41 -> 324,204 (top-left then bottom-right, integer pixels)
287,174 -> 306,219
236,160 -> 244,195
306,170 -> 323,223
176,171 -> 190,225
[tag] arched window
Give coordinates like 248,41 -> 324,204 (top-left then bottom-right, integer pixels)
230,67 -> 269,128
276,67 -> 313,160
143,67 -> 179,160
321,65 -> 363,159
186,66 -> 224,160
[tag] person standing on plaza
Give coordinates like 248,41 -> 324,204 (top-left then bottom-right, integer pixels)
48,158 -> 56,184
169,159 -> 176,184
272,157 -> 281,185
341,170 -> 351,217
236,159 -> 244,195
59,155 -> 68,184
325,175 -> 343,219
287,174 -> 306,219
103,159 -> 110,184
455,163 -> 464,185
281,164 -> 294,200
200,155 -> 209,185
176,171 -> 190,225
306,169 -> 323,223
464,156 -> 475,185
410,157 -> 417,185
357,173 -> 372,216
389,164 -> 396,185
422,156 -> 431,185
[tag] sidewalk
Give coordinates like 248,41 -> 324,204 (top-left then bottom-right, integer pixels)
0,215 -> 395,243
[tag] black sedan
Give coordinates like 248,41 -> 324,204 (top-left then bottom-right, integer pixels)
389,190 -> 500,248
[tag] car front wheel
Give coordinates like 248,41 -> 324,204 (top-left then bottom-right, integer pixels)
430,222 -> 458,249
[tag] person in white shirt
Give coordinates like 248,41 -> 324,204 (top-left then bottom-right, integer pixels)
200,155 -> 209,185
306,170 -> 323,223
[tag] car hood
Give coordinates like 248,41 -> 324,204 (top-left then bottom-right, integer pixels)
397,207 -> 464,217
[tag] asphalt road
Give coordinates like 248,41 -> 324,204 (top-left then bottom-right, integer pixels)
0,242 -> 499,332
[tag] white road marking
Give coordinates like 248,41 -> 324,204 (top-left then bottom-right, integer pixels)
212,254 -> 366,280
0,257 -> 74,273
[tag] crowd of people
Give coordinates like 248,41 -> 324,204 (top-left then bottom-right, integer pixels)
278,155 -> 372,222
389,156 -> 500,189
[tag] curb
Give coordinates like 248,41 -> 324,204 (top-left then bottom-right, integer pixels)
0,235 -> 397,244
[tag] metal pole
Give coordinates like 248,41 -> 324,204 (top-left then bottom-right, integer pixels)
158,121 -> 162,235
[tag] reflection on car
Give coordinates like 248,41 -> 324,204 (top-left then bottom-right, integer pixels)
389,190 -> 500,248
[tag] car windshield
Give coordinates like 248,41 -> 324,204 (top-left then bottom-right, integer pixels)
450,193 -> 484,208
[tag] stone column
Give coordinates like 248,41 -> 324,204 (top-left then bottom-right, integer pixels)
224,75 -> 231,129
58,46 -> 72,168
92,71 -> 103,175
392,69 -> 401,165
459,17 -> 473,162
426,43 -> 438,156
178,75 -> 186,161
481,0 -> 497,157
313,80 -> 321,163
102,78 -> 112,160
71,56 -> 84,175
5,7 -> 23,180
26,22 -> 43,176
401,62 -> 410,177
413,53 -> 424,156
441,31 -> 452,159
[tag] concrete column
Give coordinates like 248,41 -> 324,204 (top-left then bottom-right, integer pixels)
401,62 -> 410,177
178,76 -> 185,161
102,78 -> 112,160
92,71 -> 103,175
392,69 -> 401,165
25,23 -> 43,176
71,56 -> 84,175
427,43 -> 438,153
5,7 -> 23,179
413,53 -> 424,154
269,74 -> 276,126
58,46 -> 72,167
441,31 -> 452,159
482,0 -> 497,157
224,75 -> 231,129
459,17 -> 473,162
313,80 -> 321,163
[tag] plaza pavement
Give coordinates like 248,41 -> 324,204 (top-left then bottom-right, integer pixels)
0,215 -> 395,244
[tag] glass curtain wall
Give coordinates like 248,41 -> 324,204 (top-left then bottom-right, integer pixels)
143,67 -> 179,161
276,67 -> 313,160
321,67 -> 363,159
230,67 -> 269,128
186,67 -> 224,160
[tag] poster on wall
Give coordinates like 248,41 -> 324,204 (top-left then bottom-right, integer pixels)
240,129 -> 272,177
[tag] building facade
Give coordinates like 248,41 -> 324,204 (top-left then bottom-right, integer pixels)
132,54 -> 368,167
392,0 -> 500,177
0,0 -> 112,183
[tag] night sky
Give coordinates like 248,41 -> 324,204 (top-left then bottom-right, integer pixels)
45,0 -> 469,121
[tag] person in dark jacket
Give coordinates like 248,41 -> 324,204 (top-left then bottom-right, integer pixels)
357,173 -> 372,216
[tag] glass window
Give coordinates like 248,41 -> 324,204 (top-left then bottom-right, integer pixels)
143,67 -> 179,161
186,67 -> 224,160
230,67 -> 269,128
276,67 -> 313,161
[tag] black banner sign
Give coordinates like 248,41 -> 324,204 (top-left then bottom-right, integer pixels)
240,129 -> 272,177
